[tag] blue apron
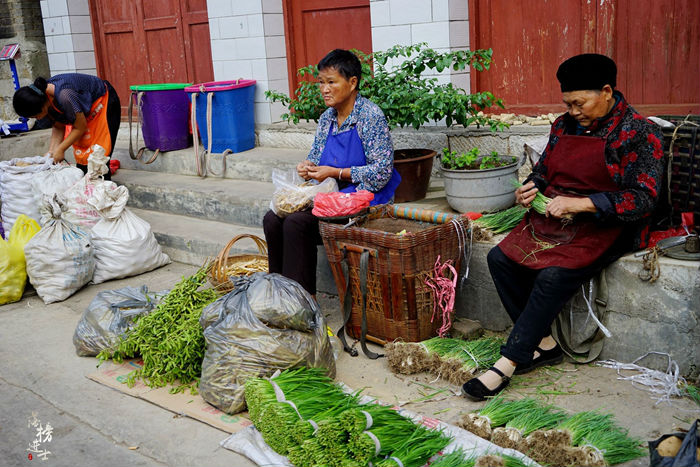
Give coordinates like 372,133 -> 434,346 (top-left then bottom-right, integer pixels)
318,123 -> 401,206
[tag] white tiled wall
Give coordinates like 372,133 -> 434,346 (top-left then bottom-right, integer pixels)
370,0 -> 470,94
40,0 -> 96,75
207,0 -> 288,124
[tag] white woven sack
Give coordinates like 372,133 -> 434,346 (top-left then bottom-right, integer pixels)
33,164 -> 84,225
0,155 -> 53,233
61,146 -> 113,229
88,184 -> 170,284
25,195 -> 95,304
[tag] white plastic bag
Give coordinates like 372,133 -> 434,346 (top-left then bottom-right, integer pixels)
25,195 -> 95,304
88,183 -> 170,284
269,168 -> 338,218
61,146 -> 114,229
0,155 -> 54,233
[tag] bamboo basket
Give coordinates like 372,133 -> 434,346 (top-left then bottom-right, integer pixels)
208,234 -> 269,293
320,207 -> 470,344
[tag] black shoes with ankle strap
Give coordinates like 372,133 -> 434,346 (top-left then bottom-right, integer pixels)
513,344 -> 564,375
461,366 -> 511,401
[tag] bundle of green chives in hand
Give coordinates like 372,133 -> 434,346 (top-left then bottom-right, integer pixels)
474,181 -> 553,234
458,396 -> 540,440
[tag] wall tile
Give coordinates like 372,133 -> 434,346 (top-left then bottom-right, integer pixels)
389,0 -> 430,25
247,14 -> 264,36
66,0 -> 89,15
263,13 -> 284,36
233,0 -> 262,15
41,1 -> 50,18
48,52 -> 69,72
43,18 -> 63,36
370,1 -> 390,27
448,0 -> 467,21
222,59 -> 253,80
262,0 -> 282,14
207,0 -> 232,18
208,18 -> 220,40
432,0 -> 449,21
451,70 -> 469,93
235,37 -> 267,59
72,33 -> 93,52
266,57 -> 287,81
371,25 -> 411,52
267,78 -> 289,94
219,16 -> 249,39
264,35 -> 286,58
47,0 -> 69,17
211,39 -> 239,61
254,102 -> 272,124
411,22 -> 449,48
74,51 -> 96,69
251,58 -> 268,80
69,15 -> 92,34
449,20 -> 468,48
52,34 -> 74,53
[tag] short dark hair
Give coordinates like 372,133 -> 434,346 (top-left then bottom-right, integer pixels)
13,77 -> 49,118
317,49 -> 362,87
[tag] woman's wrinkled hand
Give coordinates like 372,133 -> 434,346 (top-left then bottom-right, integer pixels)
297,160 -> 315,179
515,181 -> 538,207
306,165 -> 337,182
545,196 -> 595,218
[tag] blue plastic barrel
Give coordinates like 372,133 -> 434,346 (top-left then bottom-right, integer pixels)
185,80 -> 256,153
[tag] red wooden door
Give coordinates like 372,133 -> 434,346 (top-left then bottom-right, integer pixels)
283,0 -> 372,95
469,0 -> 700,116
89,0 -> 214,116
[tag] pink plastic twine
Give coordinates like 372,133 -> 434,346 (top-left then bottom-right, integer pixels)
424,255 -> 458,337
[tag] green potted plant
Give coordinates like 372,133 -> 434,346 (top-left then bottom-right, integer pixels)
265,43 -> 507,202
439,147 -> 522,213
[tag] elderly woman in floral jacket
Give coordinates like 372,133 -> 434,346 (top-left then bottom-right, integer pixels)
462,53 -> 665,401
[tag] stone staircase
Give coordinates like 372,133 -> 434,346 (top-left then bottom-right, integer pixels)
1,123 -> 698,377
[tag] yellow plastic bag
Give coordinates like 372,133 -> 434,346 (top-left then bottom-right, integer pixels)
0,215 -> 40,305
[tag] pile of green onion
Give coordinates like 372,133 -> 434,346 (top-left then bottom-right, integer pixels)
385,336 -> 504,385
458,397 -> 645,467
244,367 -> 452,467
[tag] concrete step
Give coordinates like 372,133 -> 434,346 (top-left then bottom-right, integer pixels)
113,169 -> 273,227
111,145 -> 307,181
131,206 -> 338,294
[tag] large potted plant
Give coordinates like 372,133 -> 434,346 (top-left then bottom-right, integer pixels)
265,43 -> 507,202
439,147 -> 522,213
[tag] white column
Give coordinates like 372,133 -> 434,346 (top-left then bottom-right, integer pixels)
40,0 -> 96,75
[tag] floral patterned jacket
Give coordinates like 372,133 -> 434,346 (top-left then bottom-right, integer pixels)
307,95 -> 394,192
526,91 -> 665,250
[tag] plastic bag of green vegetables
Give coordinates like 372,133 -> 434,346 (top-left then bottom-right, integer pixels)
72,285 -> 165,357
199,272 -> 335,414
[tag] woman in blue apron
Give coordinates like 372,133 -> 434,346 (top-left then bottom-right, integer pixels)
462,54 -> 665,401
263,49 -> 400,297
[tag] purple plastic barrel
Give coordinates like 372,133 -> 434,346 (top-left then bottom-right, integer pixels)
130,83 -> 192,152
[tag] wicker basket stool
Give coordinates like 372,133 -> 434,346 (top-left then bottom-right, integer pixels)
320,209 -> 470,353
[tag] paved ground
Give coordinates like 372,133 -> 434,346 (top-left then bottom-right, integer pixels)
1,262 -> 698,467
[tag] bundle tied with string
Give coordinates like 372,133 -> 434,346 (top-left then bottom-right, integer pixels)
385,336 -> 503,385
457,396 -> 540,440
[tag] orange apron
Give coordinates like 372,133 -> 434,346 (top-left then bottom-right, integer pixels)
50,86 -> 112,165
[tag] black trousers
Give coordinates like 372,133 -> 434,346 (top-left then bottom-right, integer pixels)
487,245 -> 606,364
75,80 -> 121,181
263,209 -> 322,295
